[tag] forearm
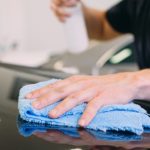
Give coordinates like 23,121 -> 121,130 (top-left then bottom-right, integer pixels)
82,5 -> 103,40
133,69 -> 150,100
82,5 -> 121,40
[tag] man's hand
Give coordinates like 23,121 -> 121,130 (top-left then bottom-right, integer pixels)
50,0 -> 79,22
26,72 -> 140,127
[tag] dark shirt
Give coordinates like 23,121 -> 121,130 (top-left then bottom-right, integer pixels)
106,0 -> 150,69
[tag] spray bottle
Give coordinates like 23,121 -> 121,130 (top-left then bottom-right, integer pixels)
63,2 -> 89,54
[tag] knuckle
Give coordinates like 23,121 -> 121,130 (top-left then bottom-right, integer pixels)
62,96 -> 79,108
63,100 -> 72,108
38,89 -> 43,94
68,94 -> 81,101
46,84 -> 53,89
38,97 -> 46,103
87,102 -> 99,112
54,88 -> 65,94
39,97 -> 50,106
65,98 -> 75,106
32,89 -> 41,95
47,81 -> 61,89
87,106 -> 96,114
55,104 -> 67,113
83,109 -> 95,119
69,75 -> 81,81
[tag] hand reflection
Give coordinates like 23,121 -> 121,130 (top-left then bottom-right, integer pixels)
33,129 -> 150,150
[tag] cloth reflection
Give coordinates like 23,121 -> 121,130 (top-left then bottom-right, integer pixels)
17,116 -> 150,149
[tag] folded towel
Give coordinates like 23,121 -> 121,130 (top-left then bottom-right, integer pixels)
18,79 -> 150,135
17,116 -> 142,141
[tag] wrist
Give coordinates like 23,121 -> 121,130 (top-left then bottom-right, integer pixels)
132,69 -> 150,100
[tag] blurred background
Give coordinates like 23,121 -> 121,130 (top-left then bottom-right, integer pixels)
0,0 -> 137,75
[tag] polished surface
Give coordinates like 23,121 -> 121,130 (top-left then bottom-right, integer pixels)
0,64 -> 150,150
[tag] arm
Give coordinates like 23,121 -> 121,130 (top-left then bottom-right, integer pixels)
133,69 -> 150,100
50,0 -> 122,41
82,5 -> 122,40
26,69 -> 150,126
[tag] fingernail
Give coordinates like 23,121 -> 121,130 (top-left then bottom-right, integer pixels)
32,102 -> 41,109
79,120 -> 85,127
49,110 -> 58,118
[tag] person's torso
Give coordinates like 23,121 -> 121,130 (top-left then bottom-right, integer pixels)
129,0 -> 150,69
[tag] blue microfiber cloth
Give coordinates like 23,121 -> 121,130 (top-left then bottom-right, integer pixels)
18,79 -> 150,135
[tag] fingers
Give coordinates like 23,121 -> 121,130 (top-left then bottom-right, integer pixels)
32,89 -> 66,109
26,80 -> 68,99
79,95 -> 104,127
49,87 -> 97,118
51,3 -> 71,22
50,0 -> 79,21
26,75 -> 85,99
32,78 -> 91,109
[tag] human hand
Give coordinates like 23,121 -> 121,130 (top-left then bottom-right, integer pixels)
50,0 -> 80,22
26,72 -> 139,127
